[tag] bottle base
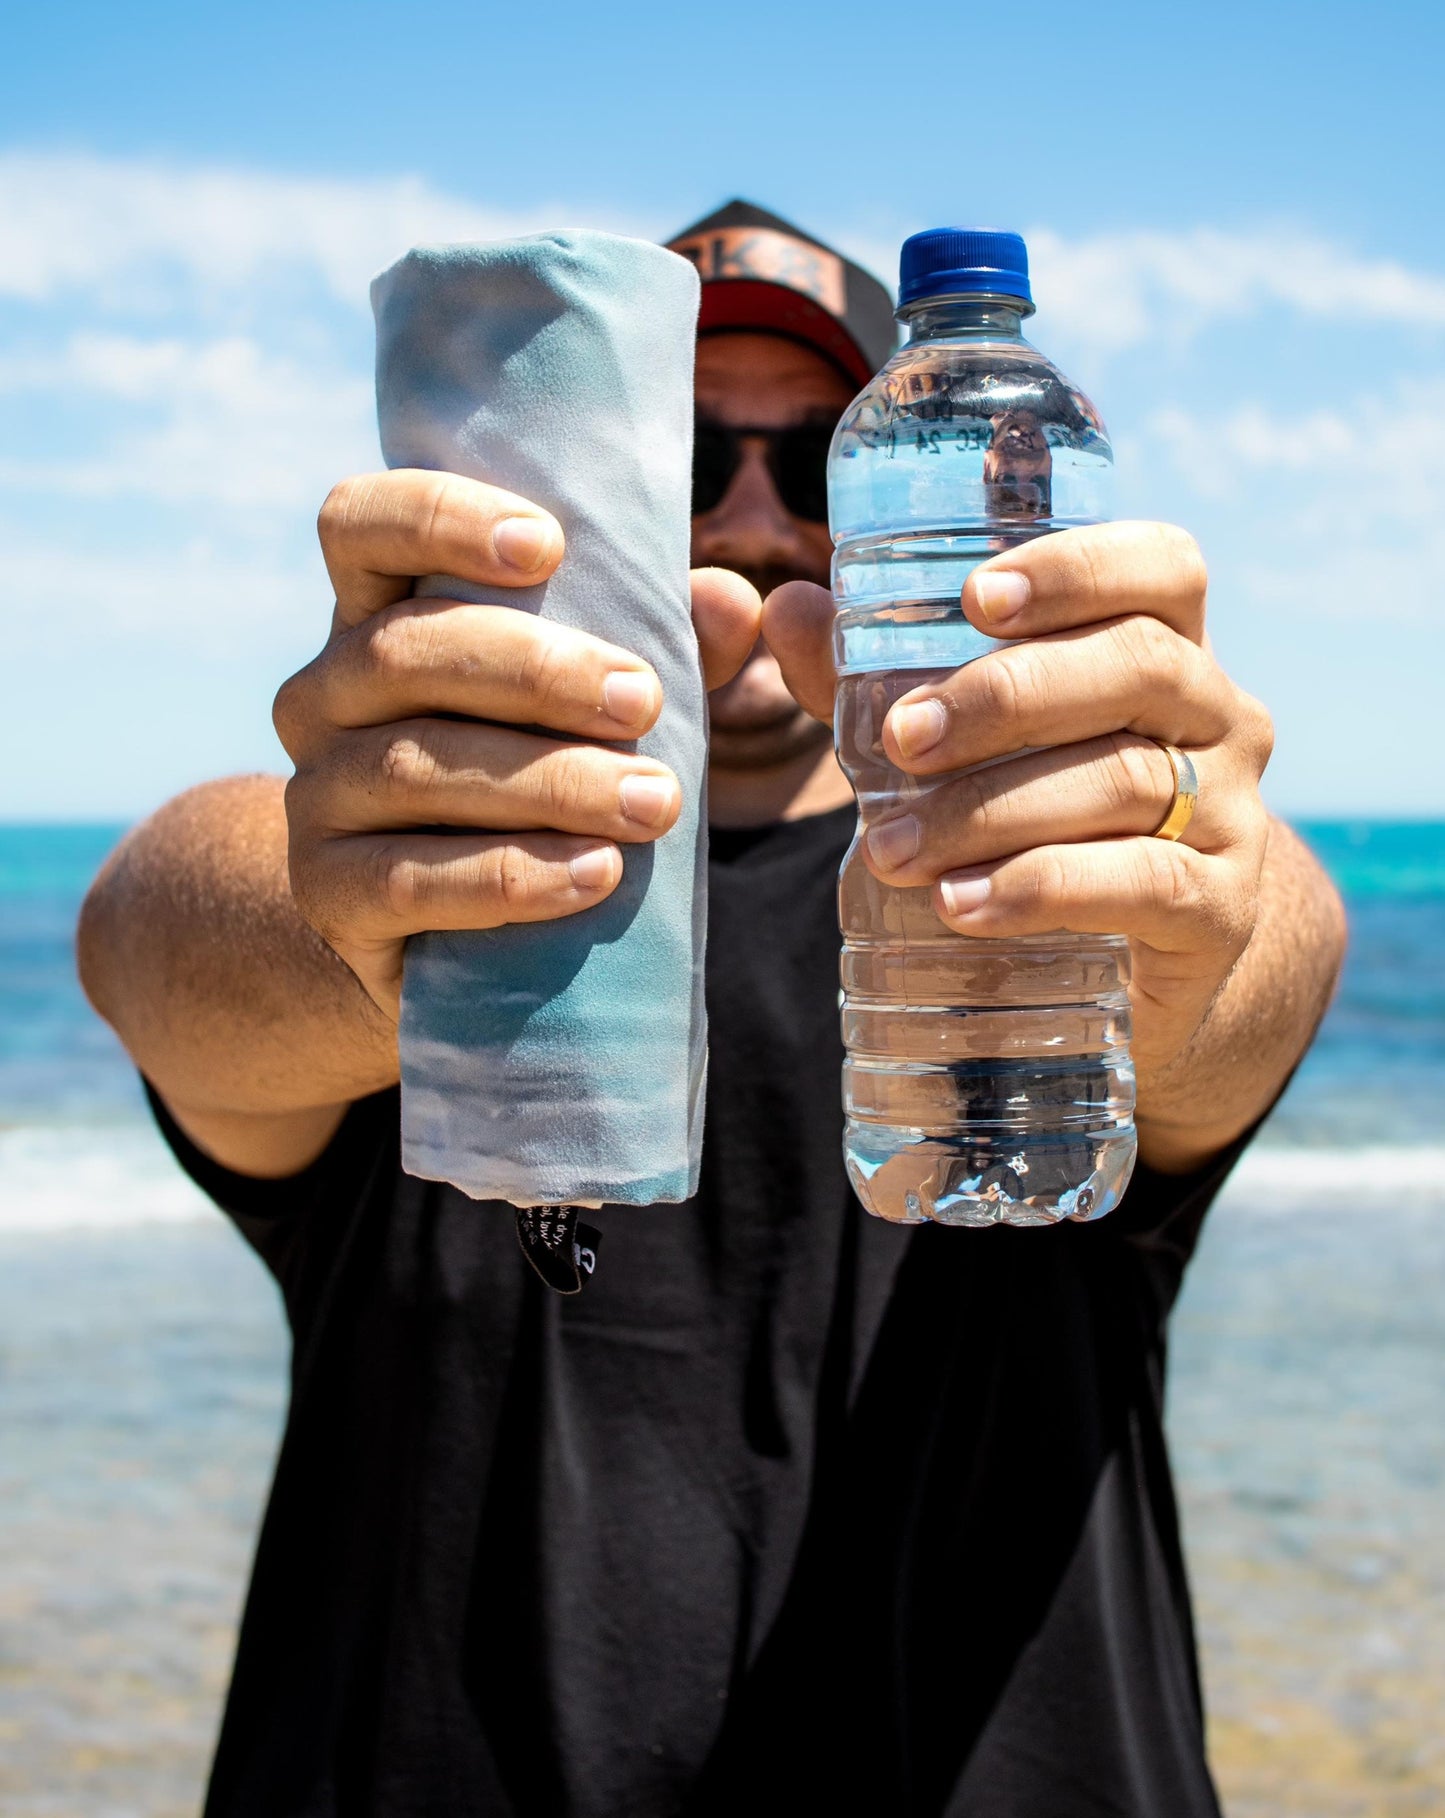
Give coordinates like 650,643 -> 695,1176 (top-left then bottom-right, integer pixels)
845,1126 -> 1137,1228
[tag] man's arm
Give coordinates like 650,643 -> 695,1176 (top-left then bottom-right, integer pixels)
79,470 -> 762,1179
77,774 -> 396,1178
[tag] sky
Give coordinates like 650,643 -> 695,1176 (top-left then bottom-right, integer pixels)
3,0 -> 1443,820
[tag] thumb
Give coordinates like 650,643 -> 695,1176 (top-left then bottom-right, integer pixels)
761,581 -> 836,723
689,567 -> 762,689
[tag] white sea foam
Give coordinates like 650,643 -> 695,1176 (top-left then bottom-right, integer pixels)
3,1120 -> 1445,1235
1228,1143 -> 1445,1199
0,1122 -> 216,1232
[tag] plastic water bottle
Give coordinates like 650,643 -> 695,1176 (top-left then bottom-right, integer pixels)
829,228 -> 1136,1227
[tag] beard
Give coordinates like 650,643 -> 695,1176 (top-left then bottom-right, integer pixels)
707,641 -> 832,771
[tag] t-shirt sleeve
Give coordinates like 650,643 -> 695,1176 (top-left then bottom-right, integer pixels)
143,1078 -> 401,1287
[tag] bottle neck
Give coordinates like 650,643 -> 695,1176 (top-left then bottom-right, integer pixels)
898,293 -> 1032,343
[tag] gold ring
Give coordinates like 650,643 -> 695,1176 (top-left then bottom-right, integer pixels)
1151,742 -> 1199,842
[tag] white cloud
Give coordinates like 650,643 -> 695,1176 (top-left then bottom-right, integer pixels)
1146,382 -> 1445,513
0,332 -> 375,507
2,149 -> 1442,817
5,147 -> 1445,652
8,152 -> 1444,346
1028,227 -> 1445,353
4,530 -> 325,649
0,330 -> 318,401
0,154 -> 656,514
0,150 -> 652,310
835,221 -> 1445,354
1138,385 -> 1445,624
1238,534 -> 1445,628
1146,403 -> 1357,490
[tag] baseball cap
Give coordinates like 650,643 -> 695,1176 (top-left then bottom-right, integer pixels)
666,199 -> 896,389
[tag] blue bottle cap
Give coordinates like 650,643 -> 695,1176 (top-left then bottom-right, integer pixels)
898,228 -> 1032,309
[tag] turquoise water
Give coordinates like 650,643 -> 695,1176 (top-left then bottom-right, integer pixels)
1298,819 -> 1445,899
1269,820 -> 1445,1148
1,819 -> 1443,1813
5,818 -> 1441,1146
0,825 -> 146,1125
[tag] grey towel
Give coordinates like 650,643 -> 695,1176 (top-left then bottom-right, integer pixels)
371,231 -> 706,1206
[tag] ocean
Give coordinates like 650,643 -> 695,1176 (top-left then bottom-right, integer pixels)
1,819 -> 1442,1815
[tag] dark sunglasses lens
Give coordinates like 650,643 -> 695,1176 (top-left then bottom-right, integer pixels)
773,427 -> 833,523
691,425 -> 737,516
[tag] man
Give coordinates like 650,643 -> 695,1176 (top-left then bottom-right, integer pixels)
79,201 -> 1344,1816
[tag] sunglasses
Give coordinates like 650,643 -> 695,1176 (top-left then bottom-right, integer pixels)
692,418 -> 834,523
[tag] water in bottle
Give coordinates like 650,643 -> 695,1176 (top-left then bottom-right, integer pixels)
829,228 -> 1137,1227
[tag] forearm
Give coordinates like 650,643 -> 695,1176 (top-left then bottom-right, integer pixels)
78,774 -> 399,1172
1135,816 -> 1345,1171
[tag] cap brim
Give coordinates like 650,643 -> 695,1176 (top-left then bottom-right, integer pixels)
696,279 -> 873,389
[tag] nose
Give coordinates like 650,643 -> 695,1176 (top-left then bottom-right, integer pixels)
691,439 -> 811,574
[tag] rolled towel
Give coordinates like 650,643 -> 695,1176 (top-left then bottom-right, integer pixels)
371,231 -> 706,1210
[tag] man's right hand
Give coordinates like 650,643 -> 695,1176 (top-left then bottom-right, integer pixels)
274,469 -> 760,1020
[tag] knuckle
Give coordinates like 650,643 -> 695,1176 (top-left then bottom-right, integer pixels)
950,767 -> 998,843
1228,798 -> 1271,867
1155,523 -> 1209,600
280,781 -> 317,884
1113,614 -> 1177,701
271,665 -> 314,755
489,844 -> 540,915
281,769 -> 315,840
540,750 -> 597,826
417,472 -> 477,557
1100,734 -> 1163,817
1242,795 -> 1271,850
1243,691 -> 1275,770
1123,610 -> 1177,675
377,729 -> 437,796
1138,840 -> 1211,929
973,648 -> 1027,726
1178,638 -> 1218,712
515,626 -> 582,717
371,841 -> 424,923
1032,847 -> 1076,914
317,474 -> 374,549
1073,528 -> 1110,601
363,606 -> 432,686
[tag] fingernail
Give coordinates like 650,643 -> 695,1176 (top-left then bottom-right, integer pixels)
602,670 -> 656,725
619,773 -> 675,827
940,875 -> 991,918
972,570 -> 1030,625
569,846 -> 618,890
866,814 -> 921,871
891,699 -> 946,759
493,516 -> 553,573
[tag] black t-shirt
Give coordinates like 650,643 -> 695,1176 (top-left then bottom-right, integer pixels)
151,804 -> 1246,1818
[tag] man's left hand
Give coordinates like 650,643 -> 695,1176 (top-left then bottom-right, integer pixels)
764,521 -> 1278,1126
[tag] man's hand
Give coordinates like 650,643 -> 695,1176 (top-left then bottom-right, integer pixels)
80,467 -> 761,1177
764,521 -> 1343,1169
276,468 -> 760,1019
